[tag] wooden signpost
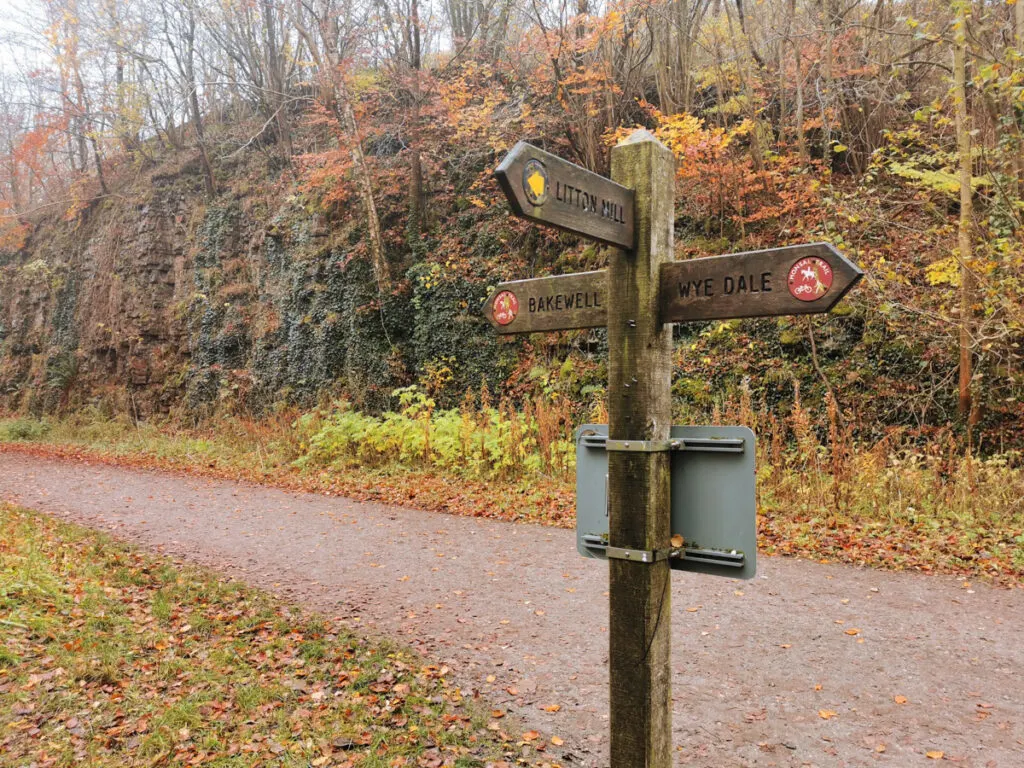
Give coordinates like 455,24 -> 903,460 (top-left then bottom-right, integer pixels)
659,242 -> 861,323
489,135 -> 863,768
484,270 -> 607,334
494,142 -> 635,248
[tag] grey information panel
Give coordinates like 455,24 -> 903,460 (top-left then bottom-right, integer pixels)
575,424 -> 757,579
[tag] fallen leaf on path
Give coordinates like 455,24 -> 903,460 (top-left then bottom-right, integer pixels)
491,710 -> 504,718
926,750 -> 944,759
551,735 -> 564,746
894,695 -> 907,705
543,704 -> 560,712
818,709 -> 837,720
845,628 -> 860,635
523,731 -> 539,742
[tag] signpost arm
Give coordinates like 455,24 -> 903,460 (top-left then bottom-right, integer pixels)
607,130 -> 675,768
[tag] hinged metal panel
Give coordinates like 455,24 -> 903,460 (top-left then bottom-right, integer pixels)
575,424 -> 757,579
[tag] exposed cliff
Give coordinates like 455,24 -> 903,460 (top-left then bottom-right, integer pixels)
0,150 -> 515,418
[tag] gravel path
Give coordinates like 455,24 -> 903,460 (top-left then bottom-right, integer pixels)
1,449 -> 1021,767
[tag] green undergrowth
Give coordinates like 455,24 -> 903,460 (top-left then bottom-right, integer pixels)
1,403 -> 1022,580
0,503 -> 537,767
0,385 -> 577,484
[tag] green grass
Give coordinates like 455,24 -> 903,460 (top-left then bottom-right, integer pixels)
0,503 -> 526,767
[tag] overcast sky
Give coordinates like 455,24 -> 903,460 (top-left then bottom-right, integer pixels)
0,1 -> 44,76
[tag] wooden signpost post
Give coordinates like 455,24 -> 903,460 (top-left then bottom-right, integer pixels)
489,134 -> 863,768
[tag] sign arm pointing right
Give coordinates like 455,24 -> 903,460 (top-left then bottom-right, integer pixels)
657,242 -> 863,323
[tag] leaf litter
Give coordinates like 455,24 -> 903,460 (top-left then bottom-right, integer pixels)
0,503 -> 557,767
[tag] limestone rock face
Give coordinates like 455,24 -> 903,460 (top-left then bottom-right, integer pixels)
0,157 -> 508,419
0,176 -> 195,416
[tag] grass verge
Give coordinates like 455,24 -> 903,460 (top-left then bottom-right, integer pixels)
0,502 -> 549,767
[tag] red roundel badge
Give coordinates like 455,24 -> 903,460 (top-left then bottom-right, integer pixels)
492,290 -> 519,325
788,257 -> 834,302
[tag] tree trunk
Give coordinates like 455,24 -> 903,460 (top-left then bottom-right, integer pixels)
185,8 -> 216,197
953,5 -> 975,419
407,0 -> 424,243
794,46 -> 807,161
342,94 -> 390,292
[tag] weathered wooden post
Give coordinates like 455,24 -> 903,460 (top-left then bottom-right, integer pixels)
606,130 -> 675,767
488,132 -> 863,767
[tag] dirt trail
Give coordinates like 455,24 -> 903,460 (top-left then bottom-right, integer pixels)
1,449 -> 1021,767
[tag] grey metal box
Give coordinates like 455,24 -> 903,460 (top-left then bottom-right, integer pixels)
575,424 -> 757,579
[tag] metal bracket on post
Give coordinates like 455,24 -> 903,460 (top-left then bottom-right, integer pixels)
582,433 -> 746,454
605,439 -> 672,453
582,534 -> 747,569
605,546 -> 679,563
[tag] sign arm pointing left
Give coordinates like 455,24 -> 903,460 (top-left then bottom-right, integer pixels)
485,270 -> 608,334
494,142 -> 636,249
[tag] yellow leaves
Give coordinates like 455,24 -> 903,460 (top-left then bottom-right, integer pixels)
728,118 -> 756,139
887,162 -> 992,197
894,695 -> 908,704
925,257 -> 961,287
551,735 -> 564,746
542,704 -> 561,712
844,628 -> 860,636
636,111 -> 730,179
926,750 -> 945,759
818,709 -> 838,720
522,730 -> 540,741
